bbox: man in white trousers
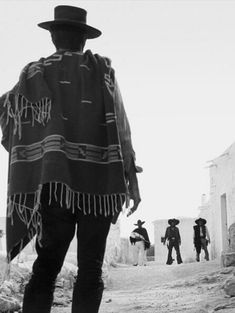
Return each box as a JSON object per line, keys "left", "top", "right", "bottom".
{"left": 130, "top": 220, "right": 150, "bottom": 266}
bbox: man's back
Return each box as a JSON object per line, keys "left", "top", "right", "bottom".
{"left": 0, "top": 6, "right": 141, "bottom": 313}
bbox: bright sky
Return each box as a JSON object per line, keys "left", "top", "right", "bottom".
{"left": 1, "top": 0, "right": 235, "bottom": 241}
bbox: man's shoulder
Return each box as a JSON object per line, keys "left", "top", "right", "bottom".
{"left": 22, "top": 51, "right": 112, "bottom": 65}
{"left": 91, "top": 51, "right": 111, "bottom": 62}
{"left": 20, "top": 56, "right": 46, "bottom": 73}
{"left": 87, "top": 50, "right": 113, "bottom": 69}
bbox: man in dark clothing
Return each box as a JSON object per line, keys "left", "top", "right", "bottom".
{"left": 163, "top": 218, "right": 183, "bottom": 265}
{"left": 130, "top": 220, "right": 150, "bottom": 266}
{"left": 0, "top": 6, "right": 142, "bottom": 313}
{"left": 193, "top": 218, "right": 210, "bottom": 262}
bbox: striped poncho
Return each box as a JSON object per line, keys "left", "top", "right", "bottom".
{"left": 0, "top": 50, "right": 127, "bottom": 261}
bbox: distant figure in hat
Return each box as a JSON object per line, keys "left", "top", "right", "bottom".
{"left": 130, "top": 220, "right": 150, "bottom": 266}
{"left": 0, "top": 5, "right": 142, "bottom": 313}
{"left": 163, "top": 219, "right": 183, "bottom": 265}
{"left": 193, "top": 218, "right": 210, "bottom": 262}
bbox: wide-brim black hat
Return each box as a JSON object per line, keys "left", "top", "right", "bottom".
{"left": 38, "top": 5, "right": 102, "bottom": 39}
{"left": 134, "top": 219, "right": 145, "bottom": 226}
{"left": 195, "top": 218, "right": 207, "bottom": 225}
{"left": 168, "top": 218, "right": 180, "bottom": 225}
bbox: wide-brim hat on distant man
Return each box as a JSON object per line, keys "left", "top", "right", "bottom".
{"left": 168, "top": 218, "right": 180, "bottom": 226}
{"left": 134, "top": 220, "right": 145, "bottom": 226}
{"left": 38, "top": 5, "right": 102, "bottom": 39}
{"left": 195, "top": 218, "right": 207, "bottom": 225}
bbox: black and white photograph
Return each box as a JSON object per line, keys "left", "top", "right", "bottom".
{"left": 1, "top": 0, "right": 235, "bottom": 312}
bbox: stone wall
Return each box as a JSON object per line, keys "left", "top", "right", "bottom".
{"left": 228, "top": 223, "right": 235, "bottom": 251}
{"left": 104, "top": 220, "right": 121, "bottom": 266}
{"left": 118, "top": 237, "right": 135, "bottom": 264}
{"left": 221, "top": 222, "right": 235, "bottom": 267}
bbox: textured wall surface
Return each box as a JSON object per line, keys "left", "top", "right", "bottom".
{"left": 209, "top": 143, "right": 235, "bottom": 259}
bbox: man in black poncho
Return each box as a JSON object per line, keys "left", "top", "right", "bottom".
{"left": 130, "top": 219, "right": 150, "bottom": 266}
{"left": 193, "top": 218, "right": 210, "bottom": 262}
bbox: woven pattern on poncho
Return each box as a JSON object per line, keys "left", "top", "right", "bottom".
{"left": 0, "top": 50, "right": 127, "bottom": 261}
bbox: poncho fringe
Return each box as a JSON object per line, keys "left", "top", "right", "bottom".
{"left": 7, "top": 182, "right": 127, "bottom": 261}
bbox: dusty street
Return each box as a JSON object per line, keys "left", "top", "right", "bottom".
{"left": 52, "top": 260, "right": 235, "bottom": 313}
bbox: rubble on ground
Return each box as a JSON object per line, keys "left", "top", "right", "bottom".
{"left": 57, "top": 261, "right": 77, "bottom": 290}
{"left": 221, "top": 223, "right": 235, "bottom": 268}
{"left": 223, "top": 276, "right": 235, "bottom": 297}
{"left": 220, "top": 266, "right": 235, "bottom": 297}
{"left": 0, "top": 256, "right": 26, "bottom": 312}
{"left": 221, "top": 251, "right": 235, "bottom": 267}
{"left": 0, "top": 294, "right": 21, "bottom": 313}
{"left": 0, "top": 246, "right": 116, "bottom": 312}
{"left": 0, "top": 255, "right": 78, "bottom": 312}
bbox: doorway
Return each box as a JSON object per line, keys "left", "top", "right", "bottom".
{"left": 220, "top": 193, "right": 229, "bottom": 251}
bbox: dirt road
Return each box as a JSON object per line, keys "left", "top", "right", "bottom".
{"left": 52, "top": 260, "right": 235, "bottom": 313}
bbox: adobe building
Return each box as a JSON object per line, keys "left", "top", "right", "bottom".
{"left": 208, "top": 142, "right": 235, "bottom": 261}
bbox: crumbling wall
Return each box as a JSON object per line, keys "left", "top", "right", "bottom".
{"left": 221, "top": 223, "right": 235, "bottom": 267}
{"left": 102, "top": 221, "right": 121, "bottom": 287}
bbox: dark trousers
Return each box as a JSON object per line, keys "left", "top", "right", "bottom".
{"left": 166, "top": 239, "right": 183, "bottom": 265}
{"left": 195, "top": 238, "right": 209, "bottom": 261}
{"left": 22, "top": 189, "right": 112, "bottom": 313}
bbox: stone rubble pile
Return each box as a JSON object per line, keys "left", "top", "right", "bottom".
{"left": 0, "top": 246, "right": 116, "bottom": 312}
{"left": 223, "top": 268, "right": 235, "bottom": 297}
{"left": 0, "top": 256, "right": 79, "bottom": 312}
{"left": 0, "top": 261, "right": 26, "bottom": 312}
{"left": 221, "top": 223, "right": 235, "bottom": 267}
{"left": 0, "top": 280, "right": 21, "bottom": 313}
{"left": 0, "top": 294, "right": 21, "bottom": 313}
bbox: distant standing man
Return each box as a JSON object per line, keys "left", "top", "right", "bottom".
{"left": 193, "top": 218, "right": 210, "bottom": 262}
{"left": 130, "top": 220, "right": 150, "bottom": 266}
{"left": 163, "top": 218, "right": 183, "bottom": 265}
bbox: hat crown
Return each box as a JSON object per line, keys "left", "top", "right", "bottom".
{"left": 38, "top": 5, "right": 101, "bottom": 39}
{"left": 54, "top": 5, "right": 87, "bottom": 24}
{"left": 134, "top": 219, "right": 145, "bottom": 226}
{"left": 168, "top": 218, "right": 180, "bottom": 225}
{"left": 195, "top": 218, "right": 207, "bottom": 225}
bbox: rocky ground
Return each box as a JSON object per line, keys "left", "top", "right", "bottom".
{"left": 98, "top": 260, "right": 235, "bottom": 313}
{"left": 51, "top": 260, "right": 235, "bottom": 313}
{"left": 1, "top": 257, "right": 235, "bottom": 312}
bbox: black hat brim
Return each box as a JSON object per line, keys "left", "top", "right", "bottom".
{"left": 134, "top": 221, "right": 145, "bottom": 226}
{"left": 38, "top": 20, "right": 102, "bottom": 39}
{"left": 168, "top": 219, "right": 180, "bottom": 225}
{"left": 195, "top": 218, "right": 207, "bottom": 225}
